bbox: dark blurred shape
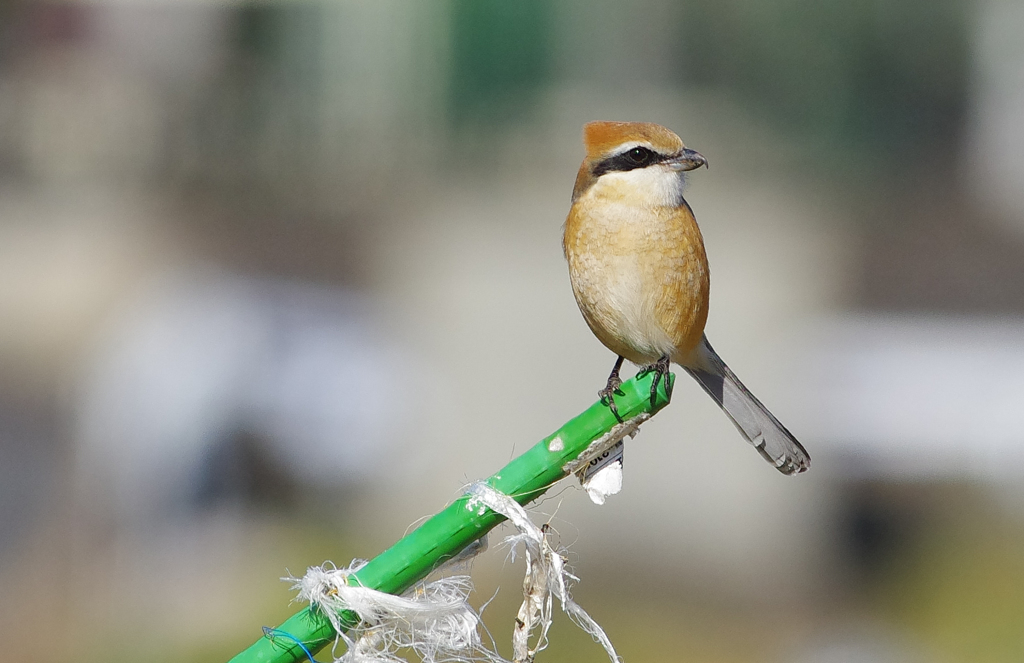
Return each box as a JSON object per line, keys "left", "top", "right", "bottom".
{"left": 857, "top": 188, "right": 1024, "bottom": 313}
{"left": 182, "top": 207, "right": 373, "bottom": 288}
{"left": 679, "top": 0, "right": 970, "bottom": 161}
{"left": 21, "top": 3, "right": 91, "bottom": 46}
{"left": 169, "top": 2, "right": 442, "bottom": 220}
{"left": 0, "top": 392, "right": 59, "bottom": 562}
{"left": 193, "top": 427, "right": 298, "bottom": 512}
{"left": 839, "top": 481, "right": 924, "bottom": 584}
{"left": 449, "top": 0, "right": 552, "bottom": 126}
{"left": 231, "top": 3, "right": 323, "bottom": 91}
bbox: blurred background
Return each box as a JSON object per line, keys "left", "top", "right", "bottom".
{"left": 2, "top": 1, "right": 1024, "bottom": 661}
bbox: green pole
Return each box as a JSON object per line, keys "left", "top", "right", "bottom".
{"left": 230, "top": 371, "right": 674, "bottom": 663}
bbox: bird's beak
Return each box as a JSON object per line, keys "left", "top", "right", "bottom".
{"left": 667, "top": 148, "right": 708, "bottom": 172}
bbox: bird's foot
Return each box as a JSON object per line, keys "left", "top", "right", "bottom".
{"left": 599, "top": 356, "right": 626, "bottom": 423}
{"left": 598, "top": 377, "right": 625, "bottom": 424}
{"left": 638, "top": 355, "right": 671, "bottom": 408}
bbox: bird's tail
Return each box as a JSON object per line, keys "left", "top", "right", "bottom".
{"left": 682, "top": 336, "right": 810, "bottom": 475}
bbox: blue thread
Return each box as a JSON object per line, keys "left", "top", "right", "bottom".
{"left": 263, "top": 626, "right": 318, "bottom": 663}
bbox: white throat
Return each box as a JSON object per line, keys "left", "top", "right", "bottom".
{"left": 589, "top": 165, "right": 684, "bottom": 207}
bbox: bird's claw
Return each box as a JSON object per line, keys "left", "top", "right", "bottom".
{"left": 599, "top": 356, "right": 627, "bottom": 423}
{"left": 598, "top": 379, "right": 625, "bottom": 424}
{"left": 638, "top": 355, "right": 671, "bottom": 408}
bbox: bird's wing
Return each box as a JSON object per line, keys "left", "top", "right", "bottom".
{"left": 683, "top": 336, "right": 810, "bottom": 475}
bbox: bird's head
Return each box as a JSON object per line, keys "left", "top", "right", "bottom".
{"left": 572, "top": 121, "right": 707, "bottom": 205}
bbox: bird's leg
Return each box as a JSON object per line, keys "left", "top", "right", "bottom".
{"left": 638, "top": 354, "right": 671, "bottom": 408}
{"left": 598, "top": 355, "right": 626, "bottom": 423}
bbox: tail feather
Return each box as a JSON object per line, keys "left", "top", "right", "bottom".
{"left": 683, "top": 336, "right": 810, "bottom": 475}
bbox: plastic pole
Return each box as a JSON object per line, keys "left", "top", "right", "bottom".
{"left": 229, "top": 371, "right": 674, "bottom": 663}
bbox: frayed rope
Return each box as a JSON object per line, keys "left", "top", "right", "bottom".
{"left": 285, "top": 560, "right": 501, "bottom": 663}
{"left": 286, "top": 484, "right": 619, "bottom": 663}
{"left": 465, "top": 482, "right": 620, "bottom": 663}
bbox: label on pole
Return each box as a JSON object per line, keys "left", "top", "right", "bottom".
{"left": 580, "top": 440, "right": 624, "bottom": 505}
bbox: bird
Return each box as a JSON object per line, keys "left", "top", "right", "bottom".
{"left": 563, "top": 121, "right": 810, "bottom": 475}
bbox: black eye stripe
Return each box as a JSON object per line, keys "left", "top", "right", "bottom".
{"left": 592, "top": 146, "right": 666, "bottom": 176}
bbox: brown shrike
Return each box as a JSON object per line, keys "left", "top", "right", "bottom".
{"left": 563, "top": 121, "right": 809, "bottom": 475}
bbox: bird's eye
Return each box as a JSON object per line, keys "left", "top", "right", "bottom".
{"left": 592, "top": 145, "right": 661, "bottom": 177}
{"left": 625, "top": 147, "right": 653, "bottom": 165}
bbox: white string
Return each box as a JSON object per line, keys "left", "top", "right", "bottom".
{"left": 286, "top": 560, "right": 505, "bottom": 663}
{"left": 465, "top": 482, "right": 620, "bottom": 663}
